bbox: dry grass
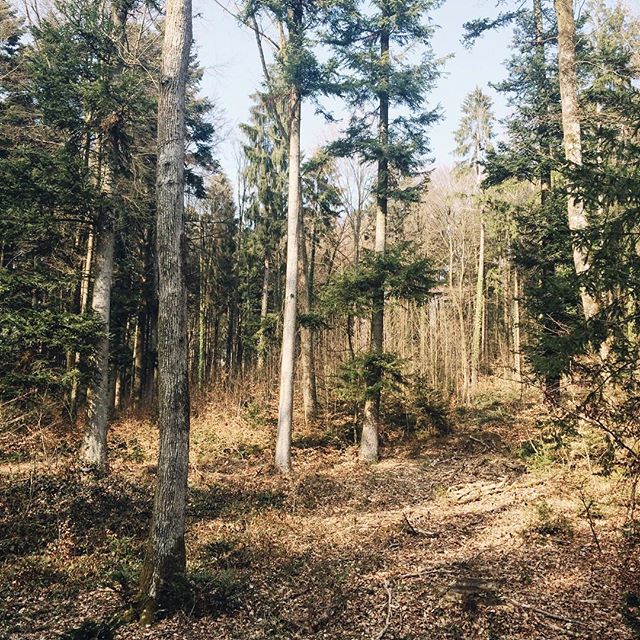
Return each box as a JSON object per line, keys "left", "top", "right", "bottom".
{"left": 1, "top": 389, "right": 639, "bottom": 639}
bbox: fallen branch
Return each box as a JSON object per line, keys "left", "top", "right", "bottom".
{"left": 506, "top": 598, "right": 592, "bottom": 629}
{"left": 375, "top": 579, "right": 392, "bottom": 640}
{"left": 469, "top": 435, "right": 491, "bottom": 451}
{"left": 537, "top": 620, "right": 584, "bottom": 638}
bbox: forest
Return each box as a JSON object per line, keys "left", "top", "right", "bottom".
{"left": 0, "top": 0, "right": 639, "bottom": 637}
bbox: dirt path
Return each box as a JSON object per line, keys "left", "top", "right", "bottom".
{"left": 1, "top": 401, "right": 638, "bottom": 639}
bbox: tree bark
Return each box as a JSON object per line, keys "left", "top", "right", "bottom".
{"left": 512, "top": 268, "right": 522, "bottom": 385}
{"left": 81, "top": 213, "right": 115, "bottom": 469}
{"left": 70, "top": 227, "right": 95, "bottom": 417}
{"left": 554, "top": 0, "right": 599, "bottom": 320}
{"left": 256, "top": 253, "right": 270, "bottom": 372}
{"left": 80, "top": 229, "right": 94, "bottom": 315}
{"left": 138, "top": 0, "right": 192, "bottom": 621}
{"left": 81, "top": 0, "right": 131, "bottom": 468}
{"left": 300, "top": 218, "right": 318, "bottom": 422}
{"left": 132, "top": 309, "right": 144, "bottom": 404}
{"left": 275, "top": 89, "right": 301, "bottom": 473}
{"left": 141, "top": 240, "right": 158, "bottom": 404}
{"left": 360, "top": 23, "right": 389, "bottom": 463}
{"left": 470, "top": 216, "right": 484, "bottom": 389}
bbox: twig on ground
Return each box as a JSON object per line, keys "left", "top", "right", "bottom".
{"left": 537, "top": 619, "right": 585, "bottom": 638}
{"left": 375, "top": 579, "right": 392, "bottom": 640}
{"left": 469, "top": 435, "right": 491, "bottom": 451}
{"left": 506, "top": 598, "right": 593, "bottom": 629}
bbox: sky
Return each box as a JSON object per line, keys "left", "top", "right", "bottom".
{"left": 191, "top": 0, "right": 516, "bottom": 184}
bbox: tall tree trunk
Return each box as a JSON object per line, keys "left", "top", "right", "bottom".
{"left": 360, "top": 23, "right": 389, "bottom": 463}
{"left": 455, "top": 258, "right": 470, "bottom": 403}
{"left": 79, "top": 229, "right": 94, "bottom": 315}
{"left": 197, "top": 250, "right": 206, "bottom": 387}
{"left": 470, "top": 217, "right": 484, "bottom": 389}
{"left": 533, "top": 0, "right": 560, "bottom": 400}
{"left": 512, "top": 268, "right": 522, "bottom": 385}
{"left": 70, "top": 227, "right": 95, "bottom": 418}
{"left": 141, "top": 245, "right": 158, "bottom": 403}
{"left": 275, "top": 89, "right": 301, "bottom": 473}
{"left": 138, "top": 0, "right": 192, "bottom": 621}
{"left": 300, "top": 219, "right": 318, "bottom": 422}
{"left": 132, "top": 309, "right": 144, "bottom": 404}
{"left": 81, "top": 212, "right": 115, "bottom": 469}
{"left": 70, "top": 131, "right": 99, "bottom": 417}
{"left": 554, "top": 0, "right": 599, "bottom": 320}
{"left": 81, "top": 0, "right": 131, "bottom": 468}
{"left": 256, "top": 253, "right": 270, "bottom": 373}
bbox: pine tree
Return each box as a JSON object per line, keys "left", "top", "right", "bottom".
{"left": 454, "top": 87, "right": 494, "bottom": 175}
{"left": 475, "top": 1, "right": 580, "bottom": 398}
{"left": 453, "top": 87, "right": 495, "bottom": 392}
{"left": 326, "top": 0, "right": 440, "bottom": 462}
{"left": 239, "top": 93, "right": 288, "bottom": 373}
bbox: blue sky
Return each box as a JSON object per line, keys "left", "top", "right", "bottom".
{"left": 191, "top": 0, "right": 516, "bottom": 182}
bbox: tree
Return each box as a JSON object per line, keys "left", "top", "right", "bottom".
{"left": 0, "top": 0, "right": 133, "bottom": 427}
{"left": 276, "top": 49, "right": 301, "bottom": 473}
{"left": 247, "top": 0, "right": 325, "bottom": 472}
{"left": 80, "top": 0, "right": 130, "bottom": 469}
{"left": 186, "top": 172, "right": 237, "bottom": 387}
{"left": 138, "top": 0, "right": 192, "bottom": 620}
{"left": 454, "top": 87, "right": 494, "bottom": 176}
{"left": 453, "top": 87, "right": 495, "bottom": 391}
{"left": 554, "top": 0, "right": 599, "bottom": 320}
{"left": 561, "top": 0, "right": 640, "bottom": 456}
{"left": 474, "top": 0, "right": 580, "bottom": 399}
{"left": 300, "top": 151, "right": 342, "bottom": 421}
{"left": 327, "top": 0, "right": 440, "bottom": 461}
{"left": 239, "top": 93, "right": 288, "bottom": 374}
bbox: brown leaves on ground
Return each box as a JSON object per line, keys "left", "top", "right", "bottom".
{"left": 1, "top": 391, "right": 639, "bottom": 639}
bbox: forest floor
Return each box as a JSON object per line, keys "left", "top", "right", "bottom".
{"left": 1, "top": 386, "right": 639, "bottom": 639}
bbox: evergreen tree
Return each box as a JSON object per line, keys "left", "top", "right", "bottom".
{"left": 454, "top": 87, "right": 494, "bottom": 176}
{"left": 0, "top": 0, "right": 105, "bottom": 413}
{"left": 555, "top": 0, "right": 600, "bottom": 321}
{"left": 476, "top": 1, "right": 581, "bottom": 398}
{"left": 453, "top": 87, "right": 495, "bottom": 392}
{"left": 566, "top": 1, "right": 640, "bottom": 455}
{"left": 326, "top": 0, "right": 441, "bottom": 461}
{"left": 239, "top": 93, "right": 288, "bottom": 372}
